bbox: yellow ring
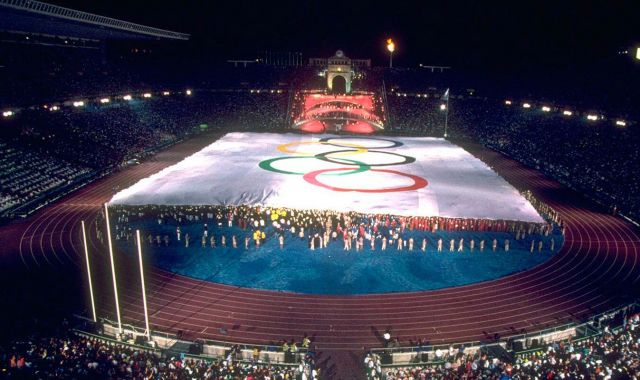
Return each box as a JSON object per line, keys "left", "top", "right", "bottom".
{"left": 277, "top": 141, "right": 368, "bottom": 156}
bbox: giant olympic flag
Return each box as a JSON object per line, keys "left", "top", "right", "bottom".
{"left": 109, "top": 133, "right": 544, "bottom": 222}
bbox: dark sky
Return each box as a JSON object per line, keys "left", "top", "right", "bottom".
{"left": 46, "top": 0, "right": 639, "bottom": 69}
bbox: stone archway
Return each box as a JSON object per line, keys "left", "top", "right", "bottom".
{"left": 331, "top": 75, "right": 347, "bottom": 94}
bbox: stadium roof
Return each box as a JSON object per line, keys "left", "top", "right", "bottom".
{"left": 0, "top": 0, "right": 189, "bottom": 41}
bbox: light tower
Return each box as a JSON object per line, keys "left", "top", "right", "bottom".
{"left": 386, "top": 38, "right": 395, "bottom": 68}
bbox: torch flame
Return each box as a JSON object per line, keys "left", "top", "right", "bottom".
{"left": 386, "top": 38, "right": 395, "bottom": 53}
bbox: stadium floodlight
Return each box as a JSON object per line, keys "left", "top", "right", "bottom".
{"left": 563, "top": 110, "right": 573, "bottom": 116}
{"left": 587, "top": 114, "right": 598, "bottom": 121}
{"left": 186, "top": 89, "right": 193, "bottom": 96}
{"left": 505, "top": 100, "right": 512, "bottom": 105}
{"left": 123, "top": 95, "right": 132, "bottom": 101}
{"left": 162, "top": 91, "right": 170, "bottom": 96}
{"left": 100, "top": 98, "right": 110, "bottom": 104}
{"left": 440, "top": 104, "right": 447, "bottom": 111}
{"left": 541, "top": 106, "right": 551, "bottom": 112}
{"left": 2, "top": 110, "right": 14, "bottom": 117}
{"left": 522, "top": 103, "right": 531, "bottom": 109}
{"left": 615, "top": 120, "right": 626, "bottom": 126}
{"left": 73, "top": 101, "right": 84, "bottom": 107}
{"left": 143, "top": 93, "right": 152, "bottom": 98}
{"left": 386, "top": 38, "right": 395, "bottom": 68}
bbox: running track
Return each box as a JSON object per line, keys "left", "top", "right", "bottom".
{"left": 3, "top": 132, "right": 640, "bottom": 353}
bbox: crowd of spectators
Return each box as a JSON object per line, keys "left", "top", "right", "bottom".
{"left": 387, "top": 94, "right": 446, "bottom": 136}
{"left": 1, "top": 330, "right": 320, "bottom": 379}
{"left": 365, "top": 313, "right": 639, "bottom": 380}
{"left": 0, "top": 91, "right": 287, "bottom": 218}
{"left": 0, "top": 141, "right": 92, "bottom": 214}
{"left": 387, "top": 94, "right": 640, "bottom": 221}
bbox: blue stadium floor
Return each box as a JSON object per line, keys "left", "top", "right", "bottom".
{"left": 115, "top": 222, "right": 561, "bottom": 295}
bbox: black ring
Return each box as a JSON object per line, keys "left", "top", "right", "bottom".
{"left": 315, "top": 149, "right": 416, "bottom": 167}
{"left": 318, "top": 136, "right": 403, "bottom": 149}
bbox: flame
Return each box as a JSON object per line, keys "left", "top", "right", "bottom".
{"left": 386, "top": 38, "right": 395, "bottom": 53}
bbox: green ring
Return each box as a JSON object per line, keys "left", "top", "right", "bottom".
{"left": 259, "top": 156, "right": 371, "bottom": 176}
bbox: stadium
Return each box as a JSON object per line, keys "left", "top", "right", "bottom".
{"left": 1, "top": 1, "right": 640, "bottom": 379}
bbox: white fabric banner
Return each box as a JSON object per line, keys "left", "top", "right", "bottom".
{"left": 109, "top": 132, "right": 543, "bottom": 222}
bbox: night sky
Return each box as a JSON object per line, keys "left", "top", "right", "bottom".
{"left": 45, "top": 0, "right": 639, "bottom": 70}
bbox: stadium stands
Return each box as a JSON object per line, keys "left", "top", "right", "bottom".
{"left": 0, "top": 91, "right": 287, "bottom": 217}
{"left": 0, "top": 141, "right": 92, "bottom": 214}
{"left": 365, "top": 311, "right": 639, "bottom": 380}
{"left": 1, "top": 328, "right": 319, "bottom": 379}
{"left": 386, "top": 94, "right": 640, "bottom": 222}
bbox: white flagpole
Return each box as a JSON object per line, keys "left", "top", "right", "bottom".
{"left": 104, "top": 203, "right": 122, "bottom": 334}
{"left": 444, "top": 88, "right": 450, "bottom": 138}
{"left": 81, "top": 220, "right": 97, "bottom": 323}
{"left": 136, "top": 230, "right": 151, "bottom": 341}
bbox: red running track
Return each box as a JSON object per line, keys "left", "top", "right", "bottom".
{"left": 3, "top": 132, "right": 640, "bottom": 352}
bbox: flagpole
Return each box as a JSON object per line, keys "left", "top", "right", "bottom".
{"left": 81, "top": 220, "right": 97, "bottom": 323}
{"left": 136, "top": 230, "right": 151, "bottom": 341}
{"left": 104, "top": 203, "right": 122, "bottom": 334}
{"left": 444, "top": 88, "right": 450, "bottom": 138}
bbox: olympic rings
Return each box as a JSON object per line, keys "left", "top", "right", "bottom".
{"left": 315, "top": 149, "right": 416, "bottom": 167}
{"left": 258, "top": 156, "right": 371, "bottom": 176}
{"left": 260, "top": 137, "right": 428, "bottom": 193}
{"left": 303, "top": 168, "right": 428, "bottom": 193}
{"left": 277, "top": 141, "right": 367, "bottom": 156}
{"left": 318, "top": 136, "right": 404, "bottom": 149}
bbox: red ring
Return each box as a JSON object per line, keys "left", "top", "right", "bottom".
{"left": 302, "top": 168, "right": 428, "bottom": 193}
